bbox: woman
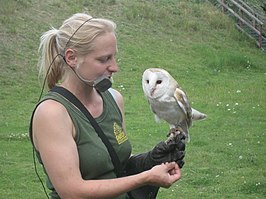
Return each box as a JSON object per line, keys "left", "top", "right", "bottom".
{"left": 30, "top": 13, "right": 185, "bottom": 199}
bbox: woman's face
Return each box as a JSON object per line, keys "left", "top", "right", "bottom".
{"left": 76, "top": 32, "right": 118, "bottom": 82}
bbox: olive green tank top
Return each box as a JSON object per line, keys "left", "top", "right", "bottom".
{"left": 31, "top": 88, "right": 132, "bottom": 199}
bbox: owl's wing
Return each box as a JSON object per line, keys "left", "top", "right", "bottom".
{"left": 174, "top": 87, "right": 192, "bottom": 129}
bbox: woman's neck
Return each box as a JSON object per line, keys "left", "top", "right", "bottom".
{"left": 60, "top": 81, "right": 104, "bottom": 118}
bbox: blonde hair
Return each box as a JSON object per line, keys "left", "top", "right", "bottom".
{"left": 37, "top": 13, "right": 117, "bottom": 89}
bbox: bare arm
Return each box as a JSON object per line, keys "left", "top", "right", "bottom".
{"left": 108, "top": 88, "right": 126, "bottom": 131}
{"left": 32, "top": 99, "right": 181, "bottom": 199}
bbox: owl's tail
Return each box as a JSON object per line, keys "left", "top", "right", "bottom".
{"left": 191, "top": 108, "right": 207, "bottom": 121}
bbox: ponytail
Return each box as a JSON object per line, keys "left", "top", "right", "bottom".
{"left": 38, "top": 28, "right": 64, "bottom": 89}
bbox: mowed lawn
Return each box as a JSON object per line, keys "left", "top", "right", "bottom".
{"left": 0, "top": 0, "right": 265, "bottom": 198}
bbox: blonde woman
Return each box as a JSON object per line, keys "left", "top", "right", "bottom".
{"left": 29, "top": 13, "right": 185, "bottom": 199}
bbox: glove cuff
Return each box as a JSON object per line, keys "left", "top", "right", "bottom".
{"left": 124, "top": 152, "right": 152, "bottom": 175}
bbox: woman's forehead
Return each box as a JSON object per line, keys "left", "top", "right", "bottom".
{"left": 91, "top": 33, "right": 117, "bottom": 54}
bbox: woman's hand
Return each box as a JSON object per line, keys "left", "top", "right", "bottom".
{"left": 146, "top": 162, "right": 181, "bottom": 188}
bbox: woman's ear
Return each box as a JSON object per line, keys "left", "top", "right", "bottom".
{"left": 64, "top": 49, "right": 77, "bottom": 67}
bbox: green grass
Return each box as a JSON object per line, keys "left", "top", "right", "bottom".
{"left": 1, "top": 0, "right": 265, "bottom": 198}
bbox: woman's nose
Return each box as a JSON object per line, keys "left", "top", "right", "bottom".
{"left": 109, "top": 57, "right": 119, "bottom": 72}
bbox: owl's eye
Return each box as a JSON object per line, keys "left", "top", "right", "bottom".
{"left": 156, "top": 80, "right": 162, "bottom": 84}
{"left": 146, "top": 80, "right": 149, "bottom": 84}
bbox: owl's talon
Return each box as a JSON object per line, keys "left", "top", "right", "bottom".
{"left": 165, "top": 127, "right": 185, "bottom": 145}
{"left": 166, "top": 128, "right": 177, "bottom": 144}
{"left": 167, "top": 128, "right": 176, "bottom": 137}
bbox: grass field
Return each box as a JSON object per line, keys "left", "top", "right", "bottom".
{"left": 1, "top": 0, "right": 265, "bottom": 198}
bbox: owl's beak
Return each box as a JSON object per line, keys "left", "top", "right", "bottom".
{"left": 150, "top": 87, "right": 156, "bottom": 96}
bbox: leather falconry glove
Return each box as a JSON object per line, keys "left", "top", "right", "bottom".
{"left": 125, "top": 127, "right": 186, "bottom": 176}
{"left": 125, "top": 128, "right": 186, "bottom": 199}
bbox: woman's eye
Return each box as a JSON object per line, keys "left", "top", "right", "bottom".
{"left": 99, "top": 56, "right": 111, "bottom": 63}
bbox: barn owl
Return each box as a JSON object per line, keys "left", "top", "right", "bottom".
{"left": 142, "top": 68, "right": 207, "bottom": 141}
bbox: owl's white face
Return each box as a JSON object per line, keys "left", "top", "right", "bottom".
{"left": 142, "top": 68, "right": 174, "bottom": 99}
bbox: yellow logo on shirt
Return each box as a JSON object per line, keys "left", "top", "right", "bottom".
{"left": 113, "top": 122, "right": 128, "bottom": 144}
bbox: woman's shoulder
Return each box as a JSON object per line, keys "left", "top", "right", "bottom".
{"left": 108, "top": 88, "right": 123, "bottom": 101}
{"left": 34, "top": 99, "right": 67, "bottom": 119}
